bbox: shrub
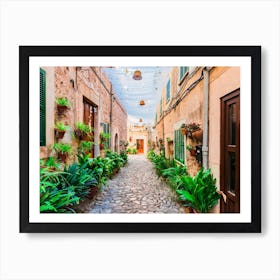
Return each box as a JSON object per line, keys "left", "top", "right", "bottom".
{"left": 52, "top": 143, "right": 72, "bottom": 154}
{"left": 176, "top": 168, "right": 221, "bottom": 213}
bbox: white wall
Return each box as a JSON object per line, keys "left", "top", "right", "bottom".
{"left": 0, "top": 1, "right": 279, "bottom": 280}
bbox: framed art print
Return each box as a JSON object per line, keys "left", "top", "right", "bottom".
{"left": 19, "top": 46, "right": 261, "bottom": 233}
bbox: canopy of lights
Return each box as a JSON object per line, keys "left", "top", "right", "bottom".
{"left": 102, "top": 67, "right": 172, "bottom": 124}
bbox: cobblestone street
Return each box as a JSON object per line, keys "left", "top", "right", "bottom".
{"left": 87, "top": 155, "right": 185, "bottom": 214}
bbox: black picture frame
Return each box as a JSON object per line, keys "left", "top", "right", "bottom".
{"left": 20, "top": 46, "right": 261, "bottom": 233}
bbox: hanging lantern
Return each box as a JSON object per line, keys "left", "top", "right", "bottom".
{"left": 133, "top": 70, "right": 142, "bottom": 80}
{"left": 139, "top": 100, "right": 145, "bottom": 106}
{"left": 139, "top": 118, "right": 143, "bottom": 122}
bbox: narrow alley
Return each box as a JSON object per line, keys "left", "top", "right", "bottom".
{"left": 87, "top": 155, "right": 185, "bottom": 214}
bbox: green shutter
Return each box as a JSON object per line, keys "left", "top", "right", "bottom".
{"left": 40, "top": 68, "right": 46, "bottom": 146}
{"left": 174, "top": 129, "right": 185, "bottom": 163}
{"left": 166, "top": 79, "right": 170, "bottom": 102}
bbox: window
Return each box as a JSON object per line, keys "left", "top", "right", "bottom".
{"left": 166, "top": 79, "right": 171, "bottom": 103}
{"left": 40, "top": 68, "right": 46, "bottom": 146}
{"left": 174, "top": 129, "right": 185, "bottom": 163}
{"left": 160, "top": 99, "right": 162, "bottom": 116}
{"left": 101, "top": 122, "right": 110, "bottom": 149}
{"left": 179, "top": 66, "right": 189, "bottom": 80}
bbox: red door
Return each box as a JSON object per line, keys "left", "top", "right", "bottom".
{"left": 136, "top": 139, "right": 144, "bottom": 154}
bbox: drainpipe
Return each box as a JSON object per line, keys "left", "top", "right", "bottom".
{"left": 109, "top": 84, "right": 113, "bottom": 150}
{"left": 202, "top": 67, "right": 210, "bottom": 169}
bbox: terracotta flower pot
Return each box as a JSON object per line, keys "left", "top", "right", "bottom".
{"left": 190, "top": 149, "right": 196, "bottom": 156}
{"left": 192, "top": 129, "right": 203, "bottom": 141}
{"left": 55, "top": 129, "right": 65, "bottom": 139}
{"left": 57, "top": 152, "right": 68, "bottom": 163}
{"left": 57, "top": 105, "right": 69, "bottom": 115}
{"left": 99, "top": 143, "right": 105, "bottom": 150}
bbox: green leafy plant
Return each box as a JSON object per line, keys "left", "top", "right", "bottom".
{"left": 75, "top": 122, "right": 91, "bottom": 134}
{"left": 40, "top": 156, "right": 61, "bottom": 170}
{"left": 55, "top": 97, "right": 71, "bottom": 108}
{"left": 40, "top": 168, "right": 79, "bottom": 213}
{"left": 55, "top": 122, "right": 70, "bottom": 131}
{"left": 79, "top": 141, "right": 94, "bottom": 154}
{"left": 166, "top": 137, "right": 173, "bottom": 143}
{"left": 99, "top": 132, "right": 110, "bottom": 143}
{"left": 52, "top": 143, "right": 72, "bottom": 154}
{"left": 162, "top": 165, "right": 187, "bottom": 189}
{"left": 176, "top": 168, "right": 221, "bottom": 213}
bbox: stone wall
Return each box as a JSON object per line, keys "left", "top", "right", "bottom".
{"left": 154, "top": 66, "right": 240, "bottom": 181}
{"left": 40, "top": 66, "right": 127, "bottom": 162}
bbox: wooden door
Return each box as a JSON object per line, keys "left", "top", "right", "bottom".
{"left": 83, "top": 97, "right": 96, "bottom": 157}
{"left": 136, "top": 139, "right": 144, "bottom": 154}
{"left": 220, "top": 90, "right": 240, "bottom": 213}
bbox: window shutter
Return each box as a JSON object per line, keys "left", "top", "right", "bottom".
{"left": 179, "top": 67, "right": 189, "bottom": 80}
{"left": 166, "top": 79, "right": 170, "bottom": 102}
{"left": 40, "top": 68, "right": 46, "bottom": 146}
{"left": 174, "top": 129, "right": 185, "bottom": 163}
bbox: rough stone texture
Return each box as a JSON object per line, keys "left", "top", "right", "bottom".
{"left": 40, "top": 66, "right": 127, "bottom": 162}
{"left": 86, "top": 155, "right": 185, "bottom": 214}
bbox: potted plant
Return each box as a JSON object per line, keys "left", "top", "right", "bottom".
{"left": 79, "top": 141, "right": 94, "bottom": 156}
{"left": 52, "top": 143, "right": 72, "bottom": 163}
{"left": 176, "top": 168, "right": 221, "bottom": 213}
{"left": 74, "top": 122, "right": 92, "bottom": 141}
{"left": 180, "top": 123, "right": 187, "bottom": 135}
{"left": 186, "top": 145, "right": 196, "bottom": 156}
{"left": 185, "top": 122, "right": 201, "bottom": 137}
{"left": 99, "top": 132, "right": 110, "bottom": 150}
{"left": 54, "top": 122, "right": 70, "bottom": 139}
{"left": 55, "top": 97, "right": 71, "bottom": 115}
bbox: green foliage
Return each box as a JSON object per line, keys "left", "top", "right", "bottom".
{"left": 120, "top": 150, "right": 128, "bottom": 164}
{"left": 40, "top": 156, "right": 61, "bottom": 170}
{"left": 55, "top": 97, "right": 71, "bottom": 108}
{"left": 150, "top": 153, "right": 176, "bottom": 177}
{"left": 79, "top": 141, "right": 94, "bottom": 154}
{"left": 99, "top": 132, "right": 110, "bottom": 143}
{"left": 55, "top": 122, "right": 70, "bottom": 131}
{"left": 40, "top": 168, "right": 79, "bottom": 213}
{"left": 52, "top": 143, "right": 72, "bottom": 154}
{"left": 63, "top": 162, "right": 98, "bottom": 198}
{"left": 161, "top": 165, "right": 187, "bottom": 190}
{"left": 40, "top": 149, "right": 127, "bottom": 213}
{"left": 75, "top": 122, "right": 91, "bottom": 134}
{"left": 147, "top": 149, "right": 156, "bottom": 160}
{"left": 176, "top": 168, "right": 221, "bottom": 213}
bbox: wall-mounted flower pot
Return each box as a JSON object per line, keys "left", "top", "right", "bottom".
{"left": 99, "top": 143, "right": 105, "bottom": 150}
{"left": 57, "top": 105, "right": 69, "bottom": 115}
{"left": 190, "top": 149, "right": 196, "bottom": 156}
{"left": 192, "top": 129, "right": 203, "bottom": 141}
{"left": 55, "top": 129, "right": 65, "bottom": 139}
{"left": 57, "top": 152, "right": 68, "bottom": 163}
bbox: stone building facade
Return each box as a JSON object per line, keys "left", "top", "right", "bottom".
{"left": 154, "top": 66, "right": 240, "bottom": 213}
{"left": 40, "top": 66, "right": 127, "bottom": 162}
{"left": 127, "top": 122, "right": 153, "bottom": 154}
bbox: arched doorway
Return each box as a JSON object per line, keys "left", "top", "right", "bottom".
{"left": 114, "top": 133, "right": 119, "bottom": 153}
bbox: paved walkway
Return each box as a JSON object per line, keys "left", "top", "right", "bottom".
{"left": 87, "top": 155, "right": 185, "bottom": 214}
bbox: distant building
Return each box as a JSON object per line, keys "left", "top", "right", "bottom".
{"left": 127, "top": 121, "right": 153, "bottom": 154}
